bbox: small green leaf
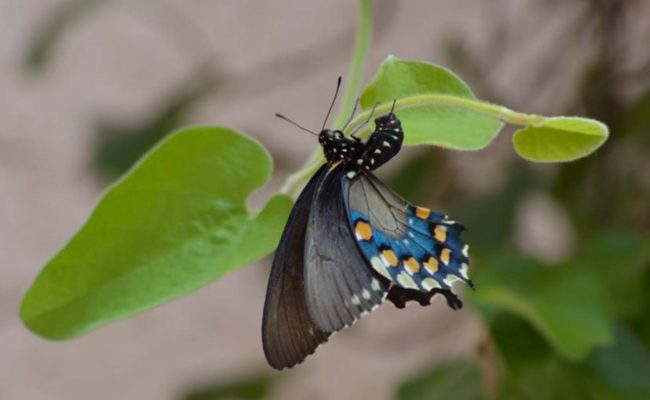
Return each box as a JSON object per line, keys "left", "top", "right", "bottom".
{"left": 20, "top": 126, "right": 292, "bottom": 339}
{"left": 396, "top": 361, "right": 484, "bottom": 400}
{"left": 471, "top": 256, "right": 613, "bottom": 360}
{"left": 513, "top": 117, "right": 608, "bottom": 162}
{"left": 360, "top": 56, "right": 503, "bottom": 150}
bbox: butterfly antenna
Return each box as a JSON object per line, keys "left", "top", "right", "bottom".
{"left": 390, "top": 98, "right": 397, "bottom": 113}
{"left": 321, "top": 76, "right": 342, "bottom": 131}
{"left": 341, "top": 98, "right": 359, "bottom": 132}
{"left": 275, "top": 113, "right": 318, "bottom": 136}
{"left": 350, "top": 101, "right": 379, "bottom": 138}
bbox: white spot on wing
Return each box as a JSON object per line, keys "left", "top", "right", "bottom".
{"left": 397, "top": 272, "right": 418, "bottom": 289}
{"left": 422, "top": 278, "right": 439, "bottom": 291}
{"left": 460, "top": 263, "right": 469, "bottom": 279}
{"left": 351, "top": 295, "right": 361, "bottom": 305}
{"left": 362, "top": 289, "right": 371, "bottom": 300}
{"left": 371, "top": 257, "right": 391, "bottom": 279}
{"left": 371, "top": 278, "right": 381, "bottom": 291}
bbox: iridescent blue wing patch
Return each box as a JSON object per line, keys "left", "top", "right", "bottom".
{"left": 342, "top": 172, "right": 472, "bottom": 308}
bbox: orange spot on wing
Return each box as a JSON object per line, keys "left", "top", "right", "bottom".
{"left": 355, "top": 220, "right": 373, "bottom": 241}
{"left": 440, "top": 248, "right": 451, "bottom": 265}
{"left": 434, "top": 225, "right": 447, "bottom": 242}
{"left": 415, "top": 207, "right": 431, "bottom": 219}
{"left": 404, "top": 257, "right": 420, "bottom": 274}
{"left": 424, "top": 257, "right": 439, "bottom": 273}
{"left": 381, "top": 249, "right": 399, "bottom": 267}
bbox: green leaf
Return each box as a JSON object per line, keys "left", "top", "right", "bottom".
{"left": 513, "top": 117, "right": 608, "bottom": 162}
{"left": 396, "top": 361, "right": 485, "bottom": 400}
{"left": 586, "top": 324, "right": 650, "bottom": 394}
{"left": 360, "top": 56, "right": 503, "bottom": 150}
{"left": 20, "top": 126, "right": 292, "bottom": 339}
{"left": 471, "top": 256, "right": 613, "bottom": 360}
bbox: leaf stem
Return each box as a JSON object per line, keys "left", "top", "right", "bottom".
{"left": 280, "top": 93, "right": 546, "bottom": 197}
{"left": 345, "top": 95, "right": 545, "bottom": 138}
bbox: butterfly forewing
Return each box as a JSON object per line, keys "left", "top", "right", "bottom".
{"left": 262, "top": 165, "right": 331, "bottom": 370}
{"left": 343, "top": 171, "right": 471, "bottom": 308}
{"left": 304, "top": 164, "right": 389, "bottom": 333}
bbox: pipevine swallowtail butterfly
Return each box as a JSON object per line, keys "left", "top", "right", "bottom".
{"left": 262, "top": 78, "right": 472, "bottom": 369}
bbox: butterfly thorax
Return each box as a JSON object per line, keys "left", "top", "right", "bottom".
{"left": 318, "top": 112, "right": 404, "bottom": 173}
{"left": 318, "top": 129, "right": 364, "bottom": 166}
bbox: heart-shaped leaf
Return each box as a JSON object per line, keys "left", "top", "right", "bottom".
{"left": 360, "top": 56, "right": 504, "bottom": 149}
{"left": 21, "top": 126, "right": 292, "bottom": 339}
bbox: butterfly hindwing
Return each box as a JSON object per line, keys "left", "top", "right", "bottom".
{"left": 262, "top": 165, "right": 331, "bottom": 370}
{"left": 343, "top": 172, "right": 471, "bottom": 308}
{"left": 304, "top": 163, "right": 389, "bottom": 333}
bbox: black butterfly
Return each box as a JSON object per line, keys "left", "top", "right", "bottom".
{"left": 263, "top": 79, "right": 472, "bottom": 370}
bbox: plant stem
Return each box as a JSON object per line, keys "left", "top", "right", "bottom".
{"left": 280, "top": 0, "right": 373, "bottom": 196}
{"left": 333, "top": 0, "right": 372, "bottom": 130}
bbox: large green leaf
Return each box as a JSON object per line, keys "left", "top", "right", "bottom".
{"left": 471, "top": 256, "right": 613, "bottom": 360}
{"left": 360, "top": 56, "right": 504, "bottom": 149}
{"left": 21, "top": 126, "right": 292, "bottom": 339}
{"left": 513, "top": 117, "right": 608, "bottom": 162}
{"left": 396, "top": 361, "right": 484, "bottom": 400}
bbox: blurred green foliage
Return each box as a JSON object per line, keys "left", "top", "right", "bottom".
{"left": 93, "top": 72, "right": 218, "bottom": 178}
{"left": 23, "top": 0, "right": 111, "bottom": 73}
{"left": 180, "top": 374, "right": 273, "bottom": 400}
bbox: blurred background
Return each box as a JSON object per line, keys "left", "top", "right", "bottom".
{"left": 1, "top": 0, "right": 649, "bottom": 399}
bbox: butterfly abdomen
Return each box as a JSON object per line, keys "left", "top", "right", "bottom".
{"left": 360, "top": 112, "right": 403, "bottom": 171}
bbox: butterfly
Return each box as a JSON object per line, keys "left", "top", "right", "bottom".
{"left": 262, "top": 78, "right": 472, "bottom": 370}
